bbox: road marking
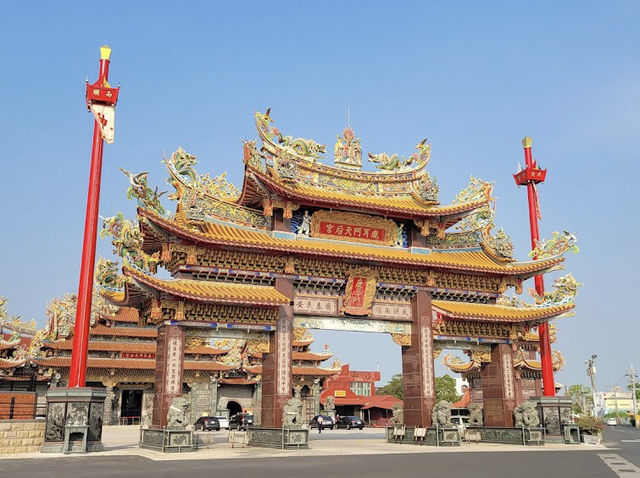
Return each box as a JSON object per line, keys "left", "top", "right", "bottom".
{"left": 622, "top": 440, "right": 640, "bottom": 443}
{"left": 598, "top": 454, "right": 640, "bottom": 477}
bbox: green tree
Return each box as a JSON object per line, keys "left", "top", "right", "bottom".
{"left": 376, "top": 374, "right": 403, "bottom": 399}
{"left": 435, "top": 374, "right": 461, "bottom": 403}
{"left": 567, "top": 384, "right": 592, "bottom": 415}
{"left": 376, "top": 374, "right": 462, "bottom": 403}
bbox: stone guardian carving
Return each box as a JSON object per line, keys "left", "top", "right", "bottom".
{"left": 391, "top": 403, "right": 404, "bottom": 425}
{"left": 166, "top": 397, "right": 190, "bottom": 429}
{"left": 431, "top": 401, "right": 453, "bottom": 427}
{"left": 282, "top": 397, "right": 303, "bottom": 427}
{"left": 468, "top": 403, "right": 483, "bottom": 426}
{"left": 514, "top": 400, "right": 541, "bottom": 427}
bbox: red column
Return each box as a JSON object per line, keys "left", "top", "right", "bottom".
{"left": 402, "top": 290, "right": 436, "bottom": 427}
{"left": 152, "top": 325, "right": 186, "bottom": 427}
{"left": 69, "top": 46, "right": 118, "bottom": 387}
{"left": 514, "top": 137, "right": 555, "bottom": 397}
{"left": 261, "top": 277, "right": 293, "bottom": 427}
{"left": 481, "top": 344, "right": 517, "bottom": 426}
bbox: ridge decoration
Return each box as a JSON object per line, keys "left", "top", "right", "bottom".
{"left": 368, "top": 138, "right": 431, "bottom": 172}
{"left": 256, "top": 109, "right": 326, "bottom": 161}
{"left": 100, "top": 213, "right": 160, "bottom": 272}
{"left": 120, "top": 168, "right": 166, "bottom": 216}
{"left": 529, "top": 230, "right": 579, "bottom": 259}
{"left": 334, "top": 126, "right": 362, "bottom": 170}
{"left": 529, "top": 273, "right": 582, "bottom": 309}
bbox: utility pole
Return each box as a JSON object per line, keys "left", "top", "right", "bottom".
{"left": 627, "top": 364, "right": 639, "bottom": 428}
{"left": 586, "top": 354, "right": 597, "bottom": 416}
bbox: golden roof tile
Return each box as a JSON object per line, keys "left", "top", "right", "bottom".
{"left": 140, "top": 209, "right": 563, "bottom": 277}
{"left": 431, "top": 300, "right": 574, "bottom": 323}
{"left": 123, "top": 266, "right": 289, "bottom": 306}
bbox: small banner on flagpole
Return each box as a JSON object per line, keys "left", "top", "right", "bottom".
{"left": 533, "top": 183, "right": 542, "bottom": 219}
{"left": 89, "top": 103, "right": 116, "bottom": 144}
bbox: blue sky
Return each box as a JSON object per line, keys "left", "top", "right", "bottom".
{"left": 1, "top": 1, "right": 638, "bottom": 392}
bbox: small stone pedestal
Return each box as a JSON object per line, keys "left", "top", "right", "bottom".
{"left": 534, "top": 396, "right": 573, "bottom": 444}
{"left": 247, "top": 427, "right": 309, "bottom": 449}
{"left": 139, "top": 428, "right": 194, "bottom": 453}
{"left": 41, "top": 387, "right": 107, "bottom": 453}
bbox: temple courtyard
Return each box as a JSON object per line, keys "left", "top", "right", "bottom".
{"left": 0, "top": 426, "right": 638, "bottom": 477}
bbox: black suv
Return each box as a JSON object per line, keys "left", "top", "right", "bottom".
{"left": 309, "top": 415, "right": 335, "bottom": 430}
{"left": 194, "top": 416, "right": 220, "bottom": 431}
{"left": 229, "top": 413, "right": 254, "bottom": 430}
{"left": 335, "top": 416, "right": 365, "bottom": 430}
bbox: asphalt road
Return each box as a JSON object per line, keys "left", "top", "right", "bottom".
{"left": 0, "top": 426, "right": 638, "bottom": 478}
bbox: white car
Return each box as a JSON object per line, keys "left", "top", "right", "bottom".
{"left": 606, "top": 417, "right": 617, "bottom": 426}
{"left": 216, "top": 416, "right": 230, "bottom": 429}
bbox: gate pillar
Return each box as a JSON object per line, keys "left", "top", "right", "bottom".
{"left": 261, "top": 277, "right": 293, "bottom": 427}
{"left": 481, "top": 343, "right": 516, "bottom": 427}
{"left": 151, "top": 324, "right": 185, "bottom": 428}
{"left": 402, "top": 290, "right": 436, "bottom": 427}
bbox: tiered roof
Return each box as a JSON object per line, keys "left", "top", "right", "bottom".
{"left": 97, "top": 109, "right": 579, "bottom": 358}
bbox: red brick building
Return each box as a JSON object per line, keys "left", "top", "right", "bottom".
{"left": 320, "top": 364, "right": 401, "bottom": 427}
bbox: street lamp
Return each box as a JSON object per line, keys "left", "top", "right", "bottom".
{"left": 585, "top": 354, "right": 597, "bottom": 416}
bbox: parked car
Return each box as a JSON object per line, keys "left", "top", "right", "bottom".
{"left": 606, "top": 417, "right": 617, "bottom": 426}
{"left": 229, "top": 413, "right": 254, "bottom": 430}
{"left": 309, "top": 415, "right": 335, "bottom": 430}
{"left": 215, "top": 416, "right": 230, "bottom": 429}
{"left": 194, "top": 416, "right": 220, "bottom": 431}
{"left": 335, "top": 416, "right": 365, "bottom": 430}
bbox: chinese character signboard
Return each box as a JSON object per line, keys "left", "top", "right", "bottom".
{"left": 341, "top": 267, "right": 377, "bottom": 316}
{"left": 310, "top": 210, "right": 398, "bottom": 246}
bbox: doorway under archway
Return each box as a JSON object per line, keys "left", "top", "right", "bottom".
{"left": 226, "top": 400, "right": 242, "bottom": 417}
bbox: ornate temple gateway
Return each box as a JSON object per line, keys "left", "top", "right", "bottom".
{"left": 97, "top": 109, "right": 579, "bottom": 428}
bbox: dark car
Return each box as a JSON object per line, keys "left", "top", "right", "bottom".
{"left": 194, "top": 416, "right": 220, "bottom": 431}
{"left": 309, "top": 415, "right": 335, "bottom": 430}
{"left": 229, "top": 413, "right": 254, "bottom": 430}
{"left": 335, "top": 416, "right": 365, "bottom": 430}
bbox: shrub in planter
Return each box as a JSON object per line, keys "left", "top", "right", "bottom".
{"left": 575, "top": 415, "right": 604, "bottom": 436}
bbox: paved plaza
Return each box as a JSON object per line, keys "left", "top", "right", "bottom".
{"left": 1, "top": 426, "right": 639, "bottom": 477}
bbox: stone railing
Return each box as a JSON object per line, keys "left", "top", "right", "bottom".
{"left": 0, "top": 419, "right": 46, "bottom": 454}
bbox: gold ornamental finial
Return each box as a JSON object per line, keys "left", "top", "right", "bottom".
{"left": 100, "top": 45, "right": 112, "bottom": 61}
{"left": 521, "top": 136, "right": 533, "bottom": 148}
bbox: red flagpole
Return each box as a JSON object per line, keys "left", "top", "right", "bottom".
{"left": 69, "top": 46, "right": 118, "bottom": 387}
{"left": 514, "top": 137, "right": 555, "bottom": 397}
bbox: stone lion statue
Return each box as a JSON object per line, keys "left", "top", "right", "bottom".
{"left": 514, "top": 400, "right": 540, "bottom": 427}
{"left": 282, "top": 397, "right": 303, "bottom": 427}
{"left": 468, "top": 403, "right": 483, "bottom": 426}
{"left": 166, "top": 397, "right": 190, "bottom": 429}
{"left": 391, "top": 403, "right": 404, "bottom": 425}
{"left": 324, "top": 396, "right": 335, "bottom": 413}
{"left": 431, "top": 401, "right": 453, "bottom": 427}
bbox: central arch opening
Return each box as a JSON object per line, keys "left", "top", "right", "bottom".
{"left": 226, "top": 400, "right": 242, "bottom": 417}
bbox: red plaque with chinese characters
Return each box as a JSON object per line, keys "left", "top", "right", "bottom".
{"left": 310, "top": 210, "right": 398, "bottom": 246}
{"left": 341, "top": 267, "right": 377, "bottom": 316}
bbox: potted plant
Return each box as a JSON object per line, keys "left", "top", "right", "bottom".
{"left": 575, "top": 415, "right": 604, "bottom": 444}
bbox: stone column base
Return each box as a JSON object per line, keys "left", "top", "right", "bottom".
{"left": 41, "top": 387, "right": 107, "bottom": 454}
